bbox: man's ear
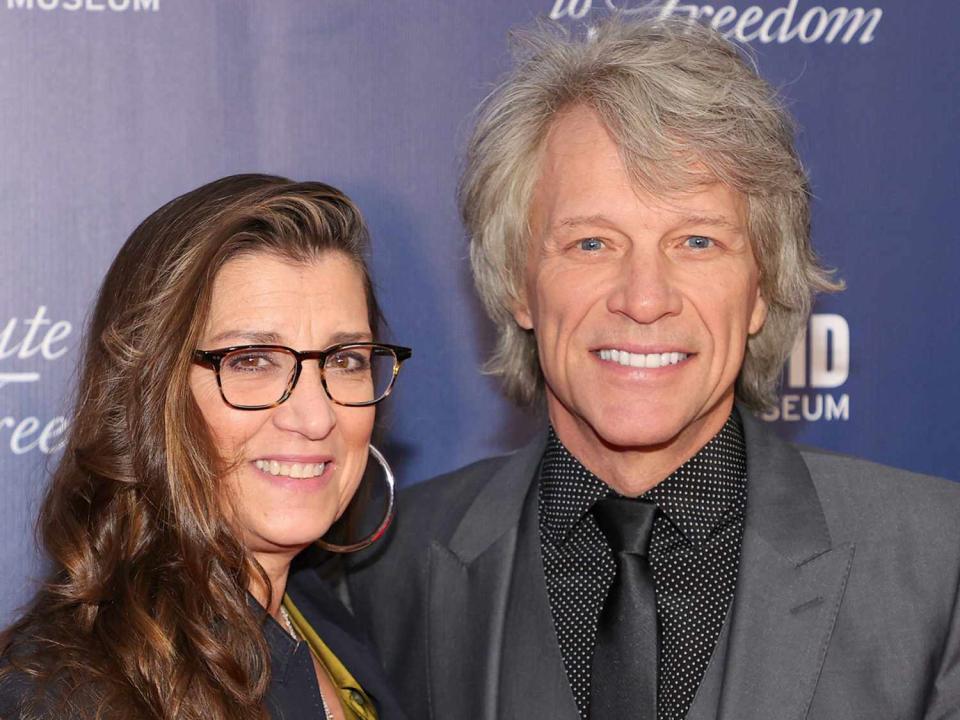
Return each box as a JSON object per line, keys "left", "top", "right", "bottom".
{"left": 748, "top": 287, "right": 768, "bottom": 336}
{"left": 512, "top": 290, "right": 534, "bottom": 330}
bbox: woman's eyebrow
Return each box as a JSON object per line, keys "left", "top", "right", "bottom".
{"left": 327, "top": 330, "right": 374, "bottom": 344}
{"left": 206, "top": 329, "right": 374, "bottom": 346}
{"left": 207, "top": 329, "right": 283, "bottom": 345}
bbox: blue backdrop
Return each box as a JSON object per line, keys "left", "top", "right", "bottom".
{"left": 1, "top": 0, "right": 957, "bottom": 625}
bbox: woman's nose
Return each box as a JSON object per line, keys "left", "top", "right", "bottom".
{"left": 271, "top": 362, "right": 337, "bottom": 439}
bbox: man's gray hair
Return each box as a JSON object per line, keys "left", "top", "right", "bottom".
{"left": 460, "top": 14, "right": 841, "bottom": 411}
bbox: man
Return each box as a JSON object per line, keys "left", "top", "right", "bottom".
{"left": 348, "top": 15, "right": 960, "bottom": 720}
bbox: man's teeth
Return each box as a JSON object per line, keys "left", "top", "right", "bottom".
{"left": 598, "top": 349, "right": 688, "bottom": 368}
{"left": 254, "top": 460, "right": 326, "bottom": 479}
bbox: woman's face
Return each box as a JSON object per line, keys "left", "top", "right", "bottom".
{"left": 189, "top": 251, "right": 376, "bottom": 557}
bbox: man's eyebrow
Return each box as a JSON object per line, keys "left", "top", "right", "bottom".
{"left": 677, "top": 214, "right": 744, "bottom": 232}
{"left": 550, "top": 214, "right": 616, "bottom": 233}
{"left": 549, "top": 213, "right": 744, "bottom": 234}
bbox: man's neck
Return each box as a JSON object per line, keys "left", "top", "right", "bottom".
{"left": 549, "top": 400, "right": 735, "bottom": 497}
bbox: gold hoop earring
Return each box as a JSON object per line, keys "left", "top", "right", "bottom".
{"left": 316, "top": 444, "right": 395, "bottom": 553}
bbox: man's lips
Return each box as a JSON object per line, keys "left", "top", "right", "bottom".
{"left": 594, "top": 347, "right": 694, "bottom": 369}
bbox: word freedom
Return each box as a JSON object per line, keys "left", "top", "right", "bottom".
{"left": 550, "top": 0, "right": 883, "bottom": 45}
{"left": 5, "top": 0, "right": 157, "bottom": 10}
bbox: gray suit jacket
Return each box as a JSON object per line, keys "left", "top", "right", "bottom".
{"left": 348, "top": 413, "right": 960, "bottom": 719}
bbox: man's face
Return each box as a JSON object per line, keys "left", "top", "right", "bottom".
{"left": 515, "top": 106, "right": 767, "bottom": 486}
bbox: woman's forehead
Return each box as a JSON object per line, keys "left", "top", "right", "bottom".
{"left": 203, "top": 252, "right": 370, "bottom": 344}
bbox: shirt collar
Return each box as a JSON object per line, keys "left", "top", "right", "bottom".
{"left": 538, "top": 409, "right": 747, "bottom": 548}
{"left": 538, "top": 426, "right": 612, "bottom": 544}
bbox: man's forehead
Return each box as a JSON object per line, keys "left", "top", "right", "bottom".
{"left": 530, "top": 106, "right": 744, "bottom": 231}
{"left": 531, "top": 175, "right": 747, "bottom": 238}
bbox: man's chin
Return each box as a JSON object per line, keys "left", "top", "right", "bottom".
{"left": 582, "top": 396, "right": 737, "bottom": 466}
{"left": 552, "top": 406, "right": 691, "bottom": 454}
{"left": 547, "top": 388, "right": 725, "bottom": 456}
{"left": 590, "top": 421, "right": 689, "bottom": 454}
{"left": 574, "top": 397, "right": 690, "bottom": 444}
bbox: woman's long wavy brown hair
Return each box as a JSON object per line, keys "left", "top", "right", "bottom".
{"left": 0, "top": 174, "right": 381, "bottom": 719}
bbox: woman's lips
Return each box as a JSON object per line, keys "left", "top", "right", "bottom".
{"left": 251, "top": 455, "right": 335, "bottom": 487}
{"left": 254, "top": 459, "right": 326, "bottom": 479}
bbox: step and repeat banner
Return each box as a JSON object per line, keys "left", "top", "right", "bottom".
{"left": 1, "top": 1, "right": 957, "bottom": 623}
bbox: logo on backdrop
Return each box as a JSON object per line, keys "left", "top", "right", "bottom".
{"left": 549, "top": 0, "right": 883, "bottom": 45}
{"left": 1, "top": 306, "right": 72, "bottom": 455}
{"left": 4, "top": 0, "right": 157, "bottom": 12}
{"left": 761, "top": 313, "right": 850, "bottom": 423}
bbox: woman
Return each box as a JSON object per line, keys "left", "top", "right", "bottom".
{"left": 0, "top": 175, "right": 411, "bottom": 719}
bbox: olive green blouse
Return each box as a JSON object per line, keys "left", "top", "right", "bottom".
{"left": 283, "top": 595, "right": 378, "bottom": 720}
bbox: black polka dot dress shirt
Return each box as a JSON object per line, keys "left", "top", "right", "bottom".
{"left": 538, "top": 411, "right": 748, "bottom": 720}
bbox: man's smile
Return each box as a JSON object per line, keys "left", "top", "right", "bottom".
{"left": 596, "top": 348, "right": 693, "bottom": 369}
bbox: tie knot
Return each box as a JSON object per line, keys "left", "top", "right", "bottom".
{"left": 592, "top": 497, "right": 658, "bottom": 556}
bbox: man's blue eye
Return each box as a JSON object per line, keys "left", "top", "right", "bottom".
{"left": 686, "top": 236, "right": 714, "bottom": 250}
{"left": 579, "top": 238, "right": 605, "bottom": 251}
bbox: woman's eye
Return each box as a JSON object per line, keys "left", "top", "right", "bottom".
{"left": 685, "top": 235, "right": 714, "bottom": 250}
{"left": 328, "top": 350, "right": 371, "bottom": 372}
{"left": 578, "top": 237, "right": 605, "bottom": 252}
{"left": 227, "top": 353, "right": 274, "bottom": 372}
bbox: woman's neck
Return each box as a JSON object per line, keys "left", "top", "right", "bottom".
{"left": 248, "top": 549, "right": 298, "bottom": 618}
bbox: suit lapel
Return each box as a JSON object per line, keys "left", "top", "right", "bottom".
{"left": 710, "top": 412, "right": 854, "bottom": 720}
{"left": 427, "top": 435, "right": 575, "bottom": 720}
{"left": 497, "top": 464, "right": 580, "bottom": 720}
{"left": 427, "top": 534, "right": 516, "bottom": 719}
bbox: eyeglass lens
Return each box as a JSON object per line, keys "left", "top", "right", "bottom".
{"left": 218, "top": 346, "right": 398, "bottom": 407}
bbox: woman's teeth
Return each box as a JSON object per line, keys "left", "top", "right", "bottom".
{"left": 598, "top": 349, "right": 689, "bottom": 368}
{"left": 254, "top": 459, "right": 326, "bottom": 479}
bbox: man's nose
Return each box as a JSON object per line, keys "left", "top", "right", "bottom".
{"left": 272, "top": 362, "right": 337, "bottom": 439}
{"left": 606, "top": 246, "right": 683, "bottom": 324}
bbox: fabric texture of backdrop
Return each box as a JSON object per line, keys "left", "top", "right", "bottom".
{"left": 0, "top": 0, "right": 957, "bottom": 625}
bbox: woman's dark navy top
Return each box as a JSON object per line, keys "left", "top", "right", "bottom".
{"left": 0, "top": 559, "right": 409, "bottom": 720}
{"left": 265, "top": 560, "right": 409, "bottom": 720}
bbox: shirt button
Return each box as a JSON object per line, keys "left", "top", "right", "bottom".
{"left": 349, "top": 688, "right": 365, "bottom": 706}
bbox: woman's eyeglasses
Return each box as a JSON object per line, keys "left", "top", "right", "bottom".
{"left": 192, "top": 342, "right": 412, "bottom": 410}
